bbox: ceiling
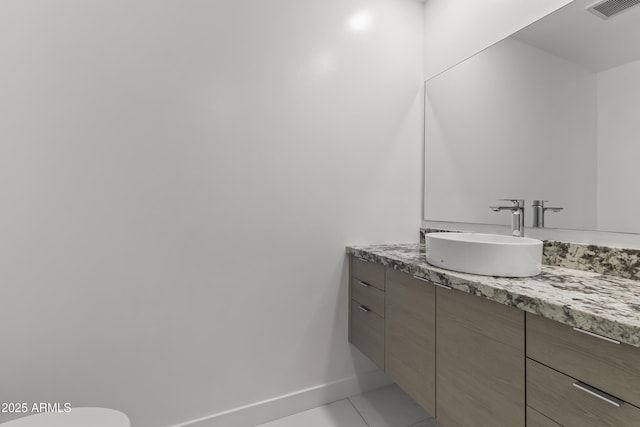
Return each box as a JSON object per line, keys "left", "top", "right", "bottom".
{"left": 513, "top": 0, "right": 640, "bottom": 71}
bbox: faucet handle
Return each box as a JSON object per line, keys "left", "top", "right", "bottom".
{"left": 533, "top": 200, "right": 563, "bottom": 211}
{"left": 499, "top": 199, "right": 525, "bottom": 207}
{"left": 532, "top": 200, "right": 563, "bottom": 228}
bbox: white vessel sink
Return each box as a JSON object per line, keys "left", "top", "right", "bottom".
{"left": 425, "top": 232, "right": 543, "bottom": 277}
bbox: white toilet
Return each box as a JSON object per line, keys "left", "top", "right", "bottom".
{"left": 0, "top": 407, "right": 130, "bottom": 427}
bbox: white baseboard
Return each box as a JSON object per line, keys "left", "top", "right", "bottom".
{"left": 170, "top": 370, "right": 392, "bottom": 427}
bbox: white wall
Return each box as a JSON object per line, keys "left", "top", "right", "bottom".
{"left": 597, "top": 59, "right": 640, "bottom": 234}
{"left": 0, "top": 1, "right": 424, "bottom": 426}
{"left": 423, "top": 0, "right": 573, "bottom": 79}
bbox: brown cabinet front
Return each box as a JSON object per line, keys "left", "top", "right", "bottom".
{"left": 528, "top": 358, "right": 640, "bottom": 427}
{"left": 351, "top": 277, "right": 384, "bottom": 317}
{"left": 385, "top": 269, "right": 436, "bottom": 414}
{"left": 351, "top": 256, "right": 385, "bottom": 290}
{"left": 436, "top": 287, "right": 525, "bottom": 427}
{"left": 527, "top": 313, "right": 640, "bottom": 408}
{"left": 350, "top": 299, "right": 384, "bottom": 369}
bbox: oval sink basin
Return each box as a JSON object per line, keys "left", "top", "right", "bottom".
{"left": 425, "top": 232, "right": 543, "bottom": 277}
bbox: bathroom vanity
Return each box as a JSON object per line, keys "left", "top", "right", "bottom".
{"left": 347, "top": 243, "right": 640, "bottom": 427}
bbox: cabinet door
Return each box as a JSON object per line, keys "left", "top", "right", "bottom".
{"left": 436, "top": 287, "right": 525, "bottom": 427}
{"left": 385, "top": 269, "right": 436, "bottom": 414}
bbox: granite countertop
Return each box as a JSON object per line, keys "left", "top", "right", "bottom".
{"left": 346, "top": 243, "right": 640, "bottom": 347}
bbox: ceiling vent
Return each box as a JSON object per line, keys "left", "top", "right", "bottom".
{"left": 588, "top": 0, "right": 640, "bottom": 19}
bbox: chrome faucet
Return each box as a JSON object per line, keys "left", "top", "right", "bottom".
{"left": 490, "top": 199, "right": 525, "bottom": 237}
{"left": 531, "top": 200, "right": 563, "bottom": 228}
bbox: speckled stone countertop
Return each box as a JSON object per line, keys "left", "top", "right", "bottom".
{"left": 346, "top": 243, "right": 640, "bottom": 348}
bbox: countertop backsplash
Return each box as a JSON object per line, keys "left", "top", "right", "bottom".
{"left": 421, "top": 228, "right": 640, "bottom": 281}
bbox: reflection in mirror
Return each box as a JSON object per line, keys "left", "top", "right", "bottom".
{"left": 424, "top": 0, "right": 640, "bottom": 234}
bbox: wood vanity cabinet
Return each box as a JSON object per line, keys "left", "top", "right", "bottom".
{"left": 349, "top": 254, "right": 640, "bottom": 427}
{"left": 436, "top": 287, "right": 525, "bottom": 427}
{"left": 526, "top": 313, "right": 640, "bottom": 427}
{"left": 385, "top": 269, "right": 436, "bottom": 414}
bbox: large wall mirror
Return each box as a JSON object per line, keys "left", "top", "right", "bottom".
{"left": 424, "top": 0, "right": 640, "bottom": 234}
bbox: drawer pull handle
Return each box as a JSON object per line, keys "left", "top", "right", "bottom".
{"left": 358, "top": 280, "right": 371, "bottom": 288}
{"left": 356, "top": 256, "right": 369, "bottom": 262}
{"left": 572, "top": 327, "right": 621, "bottom": 345}
{"left": 573, "top": 382, "right": 622, "bottom": 407}
{"left": 359, "top": 305, "right": 371, "bottom": 313}
{"left": 413, "top": 275, "right": 452, "bottom": 290}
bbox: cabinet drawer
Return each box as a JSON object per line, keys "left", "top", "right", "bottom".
{"left": 350, "top": 299, "right": 384, "bottom": 368}
{"left": 527, "top": 407, "right": 562, "bottom": 427}
{"left": 351, "top": 277, "right": 384, "bottom": 317}
{"left": 527, "top": 359, "right": 640, "bottom": 427}
{"left": 527, "top": 313, "right": 640, "bottom": 408}
{"left": 351, "top": 256, "right": 385, "bottom": 290}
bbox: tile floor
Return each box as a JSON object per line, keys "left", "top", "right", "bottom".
{"left": 256, "top": 384, "right": 442, "bottom": 427}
